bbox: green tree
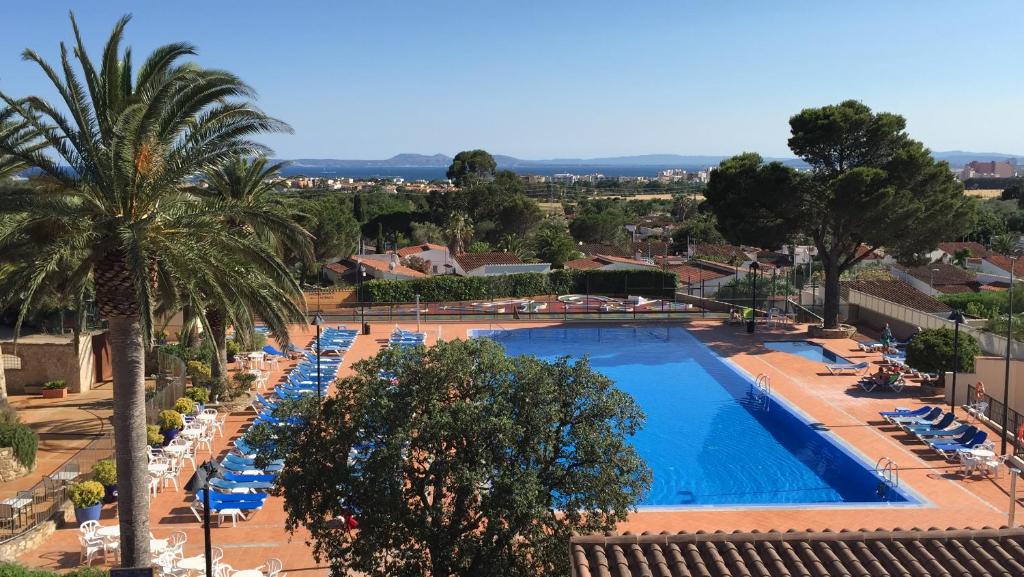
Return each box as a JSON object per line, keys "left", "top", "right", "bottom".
{"left": 352, "top": 193, "right": 364, "bottom": 222}
{"left": 569, "top": 209, "right": 628, "bottom": 245}
{"left": 300, "top": 195, "right": 360, "bottom": 265}
{"left": 409, "top": 221, "right": 445, "bottom": 245}
{"left": 0, "top": 15, "right": 296, "bottom": 565}
{"left": 446, "top": 149, "right": 497, "bottom": 187}
{"left": 274, "top": 339, "right": 650, "bottom": 577}
{"left": 533, "top": 220, "right": 577, "bottom": 267}
{"left": 1003, "top": 181, "right": 1024, "bottom": 201}
{"left": 375, "top": 222, "right": 385, "bottom": 254}
{"left": 991, "top": 233, "right": 1017, "bottom": 255}
{"left": 905, "top": 327, "right": 980, "bottom": 374}
{"left": 446, "top": 212, "right": 473, "bottom": 255}
{"left": 671, "top": 213, "right": 725, "bottom": 250}
{"left": 952, "top": 248, "right": 972, "bottom": 268}
{"left": 706, "top": 101, "right": 972, "bottom": 328}
{"left": 194, "top": 155, "right": 312, "bottom": 386}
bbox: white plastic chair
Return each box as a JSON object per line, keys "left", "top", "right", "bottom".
{"left": 80, "top": 533, "right": 105, "bottom": 565}
{"left": 957, "top": 450, "right": 980, "bottom": 476}
{"left": 261, "top": 558, "right": 284, "bottom": 577}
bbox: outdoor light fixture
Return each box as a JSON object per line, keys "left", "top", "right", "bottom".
{"left": 311, "top": 312, "right": 324, "bottom": 400}
{"left": 747, "top": 261, "right": 760, "bottom": 334}
{"left": 948, "top": 309, "right": 966, "bottom": 417}
{"left": 358, "top": 265, "right": 368, "bottom": 335}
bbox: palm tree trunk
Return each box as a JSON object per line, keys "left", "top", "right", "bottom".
{"left": 206, "top": 307, "right": 228, "bottom": 399}
{"left": 107, "top": 316, "right": 151, "bottom": 566}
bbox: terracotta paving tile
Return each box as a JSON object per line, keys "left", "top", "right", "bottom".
{"left": 15, "top": 319, "right": 1024, "bottom": 571}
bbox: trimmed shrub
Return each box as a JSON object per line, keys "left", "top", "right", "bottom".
{"left": 174, "top": 397, "right": 196, "bottom": 415}
{"left": 184, "top": 386, "right": 210, "bottom": 404}
{"left": 0, "top": 564, "right": 108, "bottom": 577}
{"left": 91, "top": 459, "right": 116, "bottom": 486}
{"left": 158, "top": 410, "right": 184, "bottom": 432}
{"left": 360, "top": 269, "right": 677, "bottom": 303}
{"left": 67, "top": 481, "right": 104, "bottom": 509}
{"left": 42, "top": 380, "right": 67, "bottom": 390}
{"left": 905, "top": 327, "right": 981, "bottom": 374}
{"left": 147, "top": 425, "right": 164, "bottom": 446}
{"left": 0, "top": 421, "right": 38, "bottom": 469}
{"left": 226, "top": 339, "right": 241, "bottom": 358}
{"left": 186, "top": 360, "right": 212, "bottom": 383}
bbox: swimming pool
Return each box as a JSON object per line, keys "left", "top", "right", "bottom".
{"left": 763, "top": 340, "right": 851, "bottom": 364}
{"left": 473, "top": 326, "right": 917, "bottom": 508}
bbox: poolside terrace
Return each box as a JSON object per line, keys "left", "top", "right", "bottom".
{"left": 12, "top": 319, "right": 1021, "bottom": 571}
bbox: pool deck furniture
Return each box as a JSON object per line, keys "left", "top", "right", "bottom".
{"left": 825, "top": 361, "right": 870, "bottom": 375}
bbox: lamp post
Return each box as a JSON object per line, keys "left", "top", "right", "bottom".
{"left": 1003, "top": 256, "right": 1018, "bottom": 455}
{"left": 185, "top": 460, "right": 216, "bottom": 577}
{"left": 747, "top": 261, "right": 760, "bottom": 333}
{"left": 312, "top": 312, "right": 324, "bottom": 400}
{"left": 930, "top": 267, "right": 940, "bottom": 289}
{"left": 358, "top": 265, "right": 367, "bottom": 334}
{"left": 949, "top": 309, "right": 966, "bottom": 417}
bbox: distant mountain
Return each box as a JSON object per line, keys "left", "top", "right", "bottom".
{"left": 931, "top": 151, "right": 1023, "bottom": 167}
{"left": 284, "top": 154, "right": 452, "bottom": 169}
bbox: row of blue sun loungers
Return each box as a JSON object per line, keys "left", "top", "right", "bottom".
{"left": 193, "top": 330, "right": 356, "bottom": 526}
{"left": 879, "top": 406, "right": 989, "bottom": 460}
{"left": 390, "top": 328, "right": 426, "bottom": 348}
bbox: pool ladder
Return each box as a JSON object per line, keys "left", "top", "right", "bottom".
{"left": 750, "top": 374, "right": 771, "bottom": 411}
{"left": 875, "top": 457, "right": 900, "bottom": 490}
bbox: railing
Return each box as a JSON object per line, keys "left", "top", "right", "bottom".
{"left": 787, "top": 299, "right": 824, "bottom": 324}
{"left": 309, "top": 295, "right": 724, "bottom": 323}
{"left": 146, "top": 350, "right": 187, "bottom": 424}
{"left": 967, "top": 382, "right": 1024, "bottom": 456}
{"left": 0, "top": 433, "right": 115, "bottom": 543}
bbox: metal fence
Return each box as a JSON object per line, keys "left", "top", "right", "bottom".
{"left": 309, "top": 295, "right": 725, "bottom": 324}
{"left": 0, "top": 433, "right": 115, "bottom": 542}
{"left": 147, "top": 350, "right": 187, "bottom": 424}
{"left": 967, "top": 382, "right": 1024, "bottom": 457}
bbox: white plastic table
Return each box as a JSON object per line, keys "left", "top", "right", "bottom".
{"left": 95, "top": 526, "right": 167, "bottom": 552}
{"left": 177, "top": 556, "right": 207, "bottom": 571}
{"left": 148, "top": 463, "right": 169, "bottom": 475}
{"left": 232, "top": 570, "right": 265, "bottom": 577}
{"left": 163, "top": 445, "right": 188, "bottom": 456}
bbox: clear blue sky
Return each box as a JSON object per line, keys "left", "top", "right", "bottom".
{"left": 1, "top": 1, "right": 1021, "bottom": 160}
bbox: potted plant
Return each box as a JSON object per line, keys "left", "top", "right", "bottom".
{"left": 226, "top": 339, "right": 241, "bottom": 363}
{"left": 68, "top": 480, "right": 105, "bottom": 524}
{"left": 92, "top": 458, "right": 117, "bottom": 504}
{"left": 41, "top": 380, "right": 68, "bottom": 399}
{"left": 174, "top": 397, "right": 196, "bottom": 416}
{"left": 158, "top": 409, "right": 185, "bottom": 446}
{"left": 184, "top": 386, "right": 210, "bottom": 412}
{"left": 147, "top": 425, "right": 164, "bottom": 448}
{"left": 185, "top": 360, "right": 212, "bottom": 386}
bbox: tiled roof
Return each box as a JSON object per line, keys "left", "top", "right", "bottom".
{"left": 842, "top": 279, "right": 951, "bottom": 313}
{"left": 396, "top": 243, "right": 447, "bottom": 257}
{"left": 453, "top": 251, "right": 522, "bottom": 272}
{"left": 565, "top": 257, "right": 603, "bottom": 270}
{"left": 985, "top": 254, "right": 1019, "bottom": 275}
{"left": 570, "top": 526, "right": 1024, "bottom": 577}
{"left": 579, "top": 243, "right": 629, "bottom": 258}
{"left": 352, "top": 256, "right": 427, "bottom": 278}
{"left": 630, "top": 240, "right": 672, "bottom": 257}
{"left": 692, "top": 243, "right": 750, "bottom": 262}
{"left": 668, "top": 264, "right": 730, "bottom": 284}
{"left": 901, "top": 263, "right": 979, "bottom": 293}
{"left": 593, "top": 254, "right": 658, "bottom": 267}
{"left": 938, "top": 241, "right": 992, "bottom": 258}
{"left": 323, "top": 262, "right": 352, "bottom": 275}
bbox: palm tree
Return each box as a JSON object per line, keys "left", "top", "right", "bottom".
{"left": 446, "top": 212, "right": 473, "bottom": 255}
{"left": 0, "top": 15, "right": 298, "bottom": 566}
{"left": 193, "top": 155, "right": 311, "bottom": 384}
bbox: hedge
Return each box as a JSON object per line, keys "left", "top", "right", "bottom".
{"left": 360, "top": 269, "right": 677, "bottom": 303}
{"left": 0, "top": 564, "right": 107, "bottom": 577}
{"left": 0, "top": 421, "right": 38, "bottom": 469}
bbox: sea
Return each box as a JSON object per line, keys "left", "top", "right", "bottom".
{"left": 277, "top": 164, "right": 711, "bottom": 181}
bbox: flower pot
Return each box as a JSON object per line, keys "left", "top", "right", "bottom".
{"left": 103, "top": 484, "right": 118, "bottom": 504}
{"left": 73, "top": 503, "right": 102, "bottom": 525}
{"left": 227, "top": 354, "right": 236, "bottom": 363}
{"left": 42, "top": 388, "right": 67, "bottom": 399}
{"left": 161, "top": 428, "right": 181, "bottom": 446}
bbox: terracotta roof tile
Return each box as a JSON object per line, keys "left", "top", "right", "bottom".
{"left": 692, "top": 243, "right": 751, "bottom": 263}
{"left": 901, "top": 263, "right": 979, "bottom": 293}
{"left": 938, "top": 241, "right": 992, "bottom": 258}
{"left": 984, "top": 254, "right": 1019, "bottom": 275}
{"left": 453, "top": 251, "right": 522, "bottom": 272}
{"left": 842, "top": 279, "right": 951, "bottom": 313}
{"left": 669, "top": 264, "right": 730, "bottom": 284}
{"left": 578, "top": 243, "right": 629, "bottom": 258}
{"left": 564, "top": 257, "right": 603, "bottom": 270}
{"left": 396, "top": 243, "right": 447, "bottom": 257}
{"left": 323, "top": 262, "right": 352, "bottom": 274}
{"left": 352, "top": 256, "right": 427, "bottom": 278}
{"left": 571, "top": 527, "right": 1024, "bottom": 577}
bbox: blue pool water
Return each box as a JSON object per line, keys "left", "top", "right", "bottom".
{"left": 763, "top": 340, "right": 851, "bottom": 364}
{"left": 473, "top": 327, "right": 916, "bottom": 508}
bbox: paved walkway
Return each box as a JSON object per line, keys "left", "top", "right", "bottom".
{"left": 14, "top": 319, "right": 1023, "bottom": 571}
{"left": 0, "top": 384, "right": 113, "bottom": 500}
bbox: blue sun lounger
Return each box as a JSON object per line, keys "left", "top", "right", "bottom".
{"left": 880, "top": 406, "right": 931, "bottom": 421}
{"left": 916, "top": 423, "right": 972, "bottom": 440}
{"left": 903, "top": 412, "right": 954, "bottom": 434}
{"left": 932, "top": 431, "right": 988, "bottom": 460}
{"left": 826, "top": 361, "right": 870, "bottom": 375}
{"left": 888, "top": 407, "right": 941, "bottom": 425}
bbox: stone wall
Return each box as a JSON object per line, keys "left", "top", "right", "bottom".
{"left": 0, "top": 510, "right": 60, "bottom": 562}
{"left": 1, "top": 334, "right": 96, "bottom": 394}
{"left": 0, "top": 447, "right": 30, "bottom": 483}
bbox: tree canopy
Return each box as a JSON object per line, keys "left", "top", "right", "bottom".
{"left": 270, "top": 338, "right": 650, "bottom": 577}
{"left": 446, "top": 149, "right": 497, "bottom": 186}
{"left": 705, "top": 100, "right": 973, "bottom": 328}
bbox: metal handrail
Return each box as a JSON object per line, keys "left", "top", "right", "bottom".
{"left": 874, "top": 457, "right": 900, "bottom": 488}
{"left": 966, "top": 383, "right": 1024, "bottom": 456}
